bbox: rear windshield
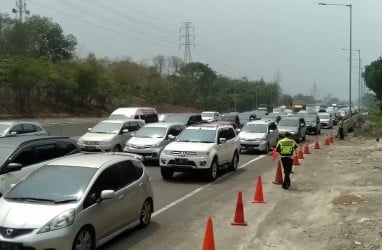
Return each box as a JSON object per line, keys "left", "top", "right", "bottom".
{"left": 278, "top": 119, "right": 298, "bottom": 127}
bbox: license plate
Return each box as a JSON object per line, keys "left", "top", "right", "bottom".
{"left": 175, "top": 158, "right": 189, "bottom": 164}
{"left": 0, "top": 241, "right": 22, "bottom": 250}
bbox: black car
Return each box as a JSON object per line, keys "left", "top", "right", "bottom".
{"left": 160, "top": 113, "right": 202, "bottom": 126}
{"left": 304, "top": 114, "right": 321, "bottom": 135}
{"left": 220, "top": 112, "right": 242, "bottom": 128}
{"left": 0, "top": 135, "right": 80, "bottom": 196}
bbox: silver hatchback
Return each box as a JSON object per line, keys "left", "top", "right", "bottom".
{"left": 0, "top": 152, "right": 153, "bottom": 250}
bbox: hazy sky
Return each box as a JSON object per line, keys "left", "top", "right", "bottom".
{"left": 1, "top": 0, "right": 381, "bottom": 101}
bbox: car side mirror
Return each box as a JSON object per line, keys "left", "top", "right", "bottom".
{"left": 219, "top": 138, "right": 227, "bottom": 144}
{"left": 100, "top": 190, "right": 115, "bottom": 201}
{"left": 269, "top": 129, "right": 274, "bottom": 133}
{"left": 6, "top": 163, "right": 23, "bottom": 173}
{"left": 122, "top": 129, "right": 129, "bottom": 133}
{"left": 168, "top": 134, "right": 175, "bottom": 140}
{"left": 88, "top": 128, "right": 92, "bottom": 132}
{"left": 300, "top": 123, "right": 305, "bottom": 127}
{"left": 9, "top": 131, "right": 17, "bottom": 136}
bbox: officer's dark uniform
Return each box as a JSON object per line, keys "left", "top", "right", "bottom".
{"left": 276, "top": 132, "right": 298, "bottom": 189}
{"left": 338, "top": 118, "right": 344, "bottom": 140}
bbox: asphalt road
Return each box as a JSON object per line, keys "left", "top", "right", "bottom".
{"left": 44, "top": 120, "right": 336, "bottom": 249}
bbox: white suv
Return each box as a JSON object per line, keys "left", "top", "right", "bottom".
{"left": 160, "top": 124, "right": 240, "bottom": 181}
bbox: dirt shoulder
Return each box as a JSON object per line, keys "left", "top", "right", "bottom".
{"left": 251, "top": 134, "right": 382, "bottom": 250}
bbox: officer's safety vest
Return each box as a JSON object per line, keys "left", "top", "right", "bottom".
{"left": 276, "top": 138, "right": 297, "bottom": 156}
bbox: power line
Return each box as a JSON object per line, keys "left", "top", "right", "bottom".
{"left": 12, "top": 0, "right": 30, "bottom": 22}
{"left": 51, "top": 0, "right": 176, "bottom": 46}
{"left": 30, "top": 0, "right": 174, "bottom": 50}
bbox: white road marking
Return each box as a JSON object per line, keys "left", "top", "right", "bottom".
{"left": 152, "top": 154, "right": 266, "bottom": 218}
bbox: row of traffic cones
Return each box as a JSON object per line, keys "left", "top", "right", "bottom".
{"left": 203, "top": 176, "right": 266, "bottom": 249}
{"left": 203, "top": 133, "right": 335, "bottom": 249}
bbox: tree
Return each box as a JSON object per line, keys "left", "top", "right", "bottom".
{"left": 364, "top": 58, "right": 382, "bottom": 102}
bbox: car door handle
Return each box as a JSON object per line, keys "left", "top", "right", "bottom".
{"left": 118, "top": 195, "right": 125, "bottom": 200}
{"left": 138, "top": 182, "right": 143, "bottom": 188}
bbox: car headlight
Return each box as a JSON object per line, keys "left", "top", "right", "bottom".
{"left": 196, "top": 151, "right": 209, "bottom": 157}
{"left": 149, "top": 143, "right": 161, "bottom": 148}
{"left": 99, "top": 140, "right": 111, "bottom": 146}
{"left": 163, "top": 150, "right": 171, "bottom": 155}
{"left": 38, "top": 209, "right": 75, "bottom": 234}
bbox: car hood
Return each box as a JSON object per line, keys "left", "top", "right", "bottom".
{"left": 128, "top": 137, "right": 164, "bottom": 146}
{"left": 239, "top": 131, "right": 266, "bottom": 140}
{"left": 278, "top": 126, "right": 298, "bottom": 132}
{"left": 0, "top": 199, "right": 75, "bottom": 228}
{"left": 80, "top": 132, "right": 115, "bottom": 141}
{"left": 320, "top": 118, "right": 330, "bottom": 122}
{"left": 164, "top": 142, "right": 214, "bottom": 152}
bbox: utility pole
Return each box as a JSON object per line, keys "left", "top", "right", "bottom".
{"left": 179, "top": 22, "right": 195, "bottom": 63}
{"left": 12, "top": 0, "right": 30, "bottom": 22}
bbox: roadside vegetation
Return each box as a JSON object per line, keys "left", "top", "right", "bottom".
{"left": 1, "top": 13, "right": 380, "bottom": 118}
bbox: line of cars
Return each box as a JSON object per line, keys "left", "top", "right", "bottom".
{"left": 0, "top": 107, "right": 338, "bottom": 249}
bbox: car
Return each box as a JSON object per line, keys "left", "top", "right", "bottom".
{"left": 124, "top": 122, "right": 185, "bottom": 162}
{"left": 0, "top": 135, "right": 79, "bottom": 196}
{"left": 318, "top": 112, "right": 333, "bottom": 129}
{"left": 239, "top": 120, "right": 279, "bottom": 153}
{"left": 109, "top": 107, "right": 158, "bottom": 123}
{"left": 0, "top": 121, "right": 48, "bottom": 137}
{"left": 219, "top": 112, "right": 242, "bottom": 128}
{"left": 201, "top": 111, "right": 220, "bottom": 122}
{"left": 304, "top": 114, "right": 321, "bottom": 135}
{"left": 0, "top": 152, "right": 153, "bottom": 250}
{"left": 77, "top": 119, "right": 144, "bottom": 152}
{"left": 261, "top": 112, "right": 282, "bottom": 124}
{"left": 159, "top": 113, "right": 202, "bottom": 126}
{"left": 160, "top": 123, "right": 240, "bottom": 181}
{"left": 210, "top": 120, "right": 241, "bottom": 133}
{"left": 277, "top": 116, "right": 307, "bottom": 142}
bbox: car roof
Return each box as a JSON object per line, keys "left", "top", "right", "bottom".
{"left": 142, "top": 122, "right": 184, "bottom": 127}
{"left": 187, "top": 123, "right": 230, "bottom": 130}
{"left": 0, "top": 135, "right": 71, "bottom": 148}
{"left": 101, "top": 119, "right": 141, "bottom": 123}
{"left": 45, "top": 152, "right": 141, "bottom": 169}
{"left": 246, "top": 120, "right": 271, "bottom": 125}
{"left": 0, "top": 121, "right": 43, "bottom": 126}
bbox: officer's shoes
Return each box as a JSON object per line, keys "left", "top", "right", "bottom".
{"left": 282, "top": 185, "right": 289, "bottom": 190}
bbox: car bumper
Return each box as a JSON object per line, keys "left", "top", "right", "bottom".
{"left": 0, "top": 226, "right": 75, "bottom": 250}
{"left": 160, "top": 155, "right": 211, "bottom": 170}
{"left": 279, "top": 132, "right": 299, "bottom": 141}
{"left": 320, "top": 123, "right": 332, "bottom": 128}
{"left": 239, "top": 140, "right": 267, "bottom": 151}
{"left": 124, "top": 147, "right": 162, "bottom": 160}
{"left": 78, "top": 144, "right": 112, "bottom": 152}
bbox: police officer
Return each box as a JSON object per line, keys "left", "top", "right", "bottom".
{"left": 276, "top": 132, "right": 298, "bottom": 189}
{"left": 338, "top": 117, "right": 344, "bottom": 140}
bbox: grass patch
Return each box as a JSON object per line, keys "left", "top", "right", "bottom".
{"left": 367, "top": 109, "right": 382, "bottom": 136}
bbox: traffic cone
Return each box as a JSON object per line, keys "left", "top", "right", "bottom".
{"left": 271, "top": 148, "right": 278, "bottom": 161}
{"left": 329, "top": 132, "right": 334, "bottom": 143}
{"left": 314, "top": 136, "right": 320, "bottom": 149}
{"left": 293, "top": 151, "right": 300, "bottom": 165}
{"left": 324, "top": 134, "right": 330, "bottom": 145}
{"left": 252, "top": 176, "right": 266, "bottom": 203}
{"left": 202, "top": 217, "right": 215, "bottom": 250}
{"left": 297, "top": 144, "right": 304, "bottom": 159}
{"left": 272, "top": 160, "right": 283, "bottom": 185}
{"left": 231, "top": 191, "right": 248, "bottom": 226}
{"left": 303, "top": 143, "right": 311, "bottom": 154}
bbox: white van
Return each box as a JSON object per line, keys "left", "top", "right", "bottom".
{"left": 201, "top": 111, "right": 220, "bottom": 122}
{"left": 109, "top": 107, "right": 158, "bottom": 123}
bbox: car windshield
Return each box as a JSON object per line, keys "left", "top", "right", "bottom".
{"left": 0, "top": 124, "right": 10, "bottom": 136}
{"left": 278, "top": 119, "right": 299, "bottom": 127}
{"left": 201, "top": 112, "right": 214, "bottom": 118}
{"left": 176, "top": 129, "right": 216, "bottom": 143}
{"left": 5, "top": 165, "right": 97, "bottom": 204}
{"left": 318, "top": 114, "right": 330, "bottom": 119}
{"left": 220, "top": 115, "right": 236, "bottom": 122}
{"left": 242, "top": 123, "right": 267, "bottom": 133}
{"left": 135, "top": 127, "right": 167, "bottom": 138}
{"left": 305, "top": 116, "right": 317, "bottom": 122}
{"left": 90, "top": 121, "right": 122, "bottom": 134}
{"left": 164, "top": 115, "right": 188, "bottom": 124}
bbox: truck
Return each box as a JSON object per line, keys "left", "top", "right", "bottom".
{"left": 292, "top": 102, "right": 306, "bottom": 113}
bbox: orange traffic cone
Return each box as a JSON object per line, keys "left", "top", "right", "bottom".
{"left": 231, "top": 191, "right": 248, "bottom": 226}
{"left": 293, "top": 151, "right": 300, "bottom": 165}
{"left": 271, "top": 148, "right": 278, "bottom": 161}
{"left": 272, "top": 160, "right": 283, "bottom": 185}
{"left": 297, "top": 144, "right": 304, "bottom": 159}
{"left": 324, "top": 134, "right": 330, "bottom": 145}
{"left": 329, "top": 132, "right": 334, "bottom": 143}
{"left": 314, "top": 136, "right": 320, "bottom": 149}
{"left": 252, "top": 176, "right": 266, "bottom": 203}
{"left": 303, "top": 143, "right": 311, "bottom": 154}
{"left": 202, "top": 217, "right": 215, "bottom": 250}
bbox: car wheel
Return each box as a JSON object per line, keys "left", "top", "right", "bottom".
{"left": 112, "top": 145, "right": 122, "bottom": 152}
{"left": 139, "top": 199, "right": 152, "bottom": 228}
{"left": 263, "top": 143, "right": 269, "bottom": 154}
{"left": 72, "top": 226, "right": 95, "bottom": 250}
{"left": 206, "top": 159, "right": 219, "bottom": 181}
{"left": 161, "top": 167, "right": 174, "bottom": 180}
{"left": 229, "top": 152, "right": 239, "bottom": 171}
